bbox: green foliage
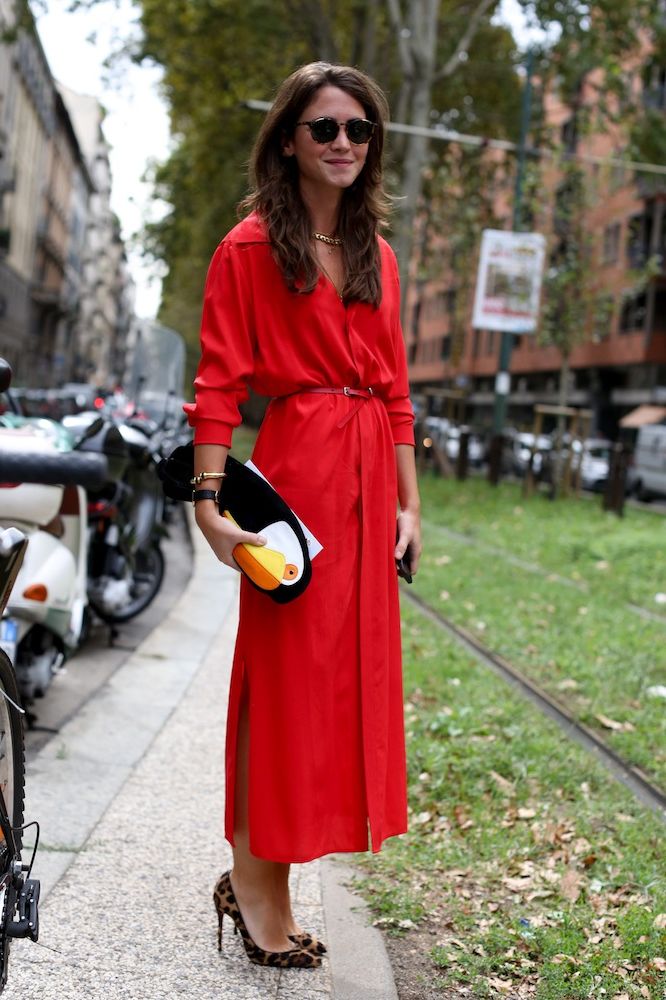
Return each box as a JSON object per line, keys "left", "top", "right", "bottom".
{"left": 72, "top": 0, "right": 666, "bottom": 377}
{"left": 130, "top": 0, "right": 525, "bottom": 377}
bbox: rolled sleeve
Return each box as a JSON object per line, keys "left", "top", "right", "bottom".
{"left": 183, "top": 241, "right": 255, "bottom": 447}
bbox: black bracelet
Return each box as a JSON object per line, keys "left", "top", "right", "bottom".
{"left": 191, "top": 488, "right": 219, "bottom": 507}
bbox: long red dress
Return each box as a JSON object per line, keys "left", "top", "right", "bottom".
{"left": 185, "top": 213, "right": 415, "bottom": 863}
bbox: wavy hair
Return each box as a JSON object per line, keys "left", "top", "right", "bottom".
{"left": 241, "top": 62, "right": 391, "bottom": 306}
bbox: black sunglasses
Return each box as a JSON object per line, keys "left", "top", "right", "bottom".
{"left": 295, "top": 116, "right": 376, "bottom": 145}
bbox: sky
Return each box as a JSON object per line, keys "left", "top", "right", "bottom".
{"left": 35, "top": 0, "right": 537, "bottom": 320}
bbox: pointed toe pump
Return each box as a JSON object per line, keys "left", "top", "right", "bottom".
{"left": 213, "top": 871, "right": 321, "bottom": 969}
{"left": 288, "top": 932, "right": 327, "bottom": 956}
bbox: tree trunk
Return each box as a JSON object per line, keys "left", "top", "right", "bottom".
{"left": 550, "top": 354, "right": 570, "bottom": 499}
{"left": 393, "top": 0, "right": 440, "bottom": 325}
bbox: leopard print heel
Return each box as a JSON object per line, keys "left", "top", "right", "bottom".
{"left": 288, "top": 932, "right": 328, "bottom": 956}
{"left": 213, "top": 871, "right": 321, "bottom": 969}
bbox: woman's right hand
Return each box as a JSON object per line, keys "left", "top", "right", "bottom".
{"left": 194, "top": 502, "right": 266, "bottom": 570}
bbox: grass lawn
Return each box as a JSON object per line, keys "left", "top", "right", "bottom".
{"left": 413, "top": 475, "right": 666, "bottom": 788}
{"left": 356, "top": 600, "right": 666, "bottom": 998}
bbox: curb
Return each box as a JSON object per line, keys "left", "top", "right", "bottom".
{"left": 323, "top": 858, "right": 399, "bottom": 1000}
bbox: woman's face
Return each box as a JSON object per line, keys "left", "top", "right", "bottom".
{"left": 283, "top": 85, "right": 371, "bottom": 197}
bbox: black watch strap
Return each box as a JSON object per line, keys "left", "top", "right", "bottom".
{"left": 191, "top": 488, "right": 219, "bottom": 507}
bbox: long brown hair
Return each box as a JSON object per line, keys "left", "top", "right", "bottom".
{"left": 241, "top": 62, "right": 391, "bottom": 306}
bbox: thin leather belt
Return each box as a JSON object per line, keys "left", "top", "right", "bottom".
{"left": 283, "top": 386, "right": 376, "bottom": 428}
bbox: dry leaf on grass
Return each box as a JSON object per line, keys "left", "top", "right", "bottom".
{"left": 560, "top": 868, "right": 584, "bottom": 902}
{"left": 489, "top": 770, "right": 516, "bottom": 794}
{"left": 488, "top": 977, "right": 514, "bottom": 992}
{"left": 653, "top": 913, "right": 666, "bottom": 929}
{"left": 595, "top": 713, "right": 636, "bottom": 732}
{"left": 453, "top": 804, "right": 474, "bottom": 830}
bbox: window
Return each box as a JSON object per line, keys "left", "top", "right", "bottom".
{"left": 602, "top": 222, "right": 621, "bottom": 265}
{"left": 560, "top": 117, "right": 578, "bottom": 152}
{"left": 441, "top": 335, "right": 451, "bottom": 361}
{"left": 643, "top": 61, "right": 666, "bottom": 111}
{"left": 487, "top": 330, "right": 496, "bottom": 355}
{"left": 626, "top": 213, "right": 653, "bottom": 269}
{"left": 472, "top": 328, "right": 481, "bottom": 357}
{"left": 619, "top": 292, "right": 647, "bottom": 333}
{"left": 653, "top": 290, "right": 666, "bottom": 332}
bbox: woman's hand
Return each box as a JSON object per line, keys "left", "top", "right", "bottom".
{"left": 195, "top": 501, "right": 266, "bottom": 570}
{"left": 395, "top": 507, "right": 422, "bottom": 576}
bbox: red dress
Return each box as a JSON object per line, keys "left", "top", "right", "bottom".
{"left": 185, "top": 214, "right": 415, "bottom": 862}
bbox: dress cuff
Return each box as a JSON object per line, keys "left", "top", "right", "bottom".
{"left": 191, "top": 418, "right": 234, "bottom": 449}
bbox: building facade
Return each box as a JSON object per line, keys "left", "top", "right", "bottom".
{"left": 60, "top": 84, "right": 135, "bottom": 388}
{"left": 407, "top": 51, "right": 666, "bottom": 437}
{"left": 0, "top": 2, "right": 134, "bottom": 388}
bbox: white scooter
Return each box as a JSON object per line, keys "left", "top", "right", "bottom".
{"left": 0, "top": 419, "right": 107, "bottom": 701}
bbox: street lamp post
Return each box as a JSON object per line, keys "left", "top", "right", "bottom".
{"left": 491, "top": 47, "right": 535, "bottom": 436}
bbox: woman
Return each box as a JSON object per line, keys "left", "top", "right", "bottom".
{"left": 185, "top": 61, "right": 422, "bottom": 970}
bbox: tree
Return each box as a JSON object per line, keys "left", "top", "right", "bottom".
{"left": 132, "top": 0, "right": 519, "bottom": 372}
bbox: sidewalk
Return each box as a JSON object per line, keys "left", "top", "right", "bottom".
{"left": 4, "top": 511, "right": 397, "bottom": 1000}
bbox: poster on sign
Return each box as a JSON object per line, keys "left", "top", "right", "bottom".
{"left": 472, "top": 229, "right": 546, "bottom": 333}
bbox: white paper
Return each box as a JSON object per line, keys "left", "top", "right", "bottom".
{"left": 245, "top": 460, "right": 323, "bottom": 559}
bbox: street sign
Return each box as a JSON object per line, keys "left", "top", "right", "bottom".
{"left": 472, "top": 229, "right": 546, "bottom": 333}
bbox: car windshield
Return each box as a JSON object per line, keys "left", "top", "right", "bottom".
{"left": 587, "top": 446, "right": 610, "bottom": 460}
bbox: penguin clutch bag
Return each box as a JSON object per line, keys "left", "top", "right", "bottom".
{"left": 158, "top": 442, "right": 312, "bottom": 603}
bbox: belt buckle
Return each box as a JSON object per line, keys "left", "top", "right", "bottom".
{"left": 343, "top": 386, "right": 351, "bottom": 396}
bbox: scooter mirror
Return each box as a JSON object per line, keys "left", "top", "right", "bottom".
{"left": 0, "top": 358, "right": 12, "bottom": 393}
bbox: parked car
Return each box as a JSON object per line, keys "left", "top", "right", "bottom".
{"left": 505, "top": 431, "right": 552, "bottom": 478}
{"left": 628, "top": 423, "right": 666, "bottom": 500}
{"left": 576, "top": 438, "right": 612, "bottom": 492}
{"left": 444, "top": 426, "right": 485, "bottom": 467}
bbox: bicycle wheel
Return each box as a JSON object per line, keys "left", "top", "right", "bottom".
{"left": 0, "top": 650, "right": 24, "bottom": 991}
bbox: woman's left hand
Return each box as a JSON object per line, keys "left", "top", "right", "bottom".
{"left": 395, "top": 508, "right": 422, "bottom": 576}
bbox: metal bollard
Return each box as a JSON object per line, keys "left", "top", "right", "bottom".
{"left": 603, "top": 443, "right": 628, "bottom": 516}
{"left": 487, "top": 434, "right": 503, "bottom": 485}
{"left": 456, "top": 428, "right": 470, "bottom": 481}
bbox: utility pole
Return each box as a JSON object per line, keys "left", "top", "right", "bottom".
{"left": 491, "top": 47, "right": 535, "bottom": 435}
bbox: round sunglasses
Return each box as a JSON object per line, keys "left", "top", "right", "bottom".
{"left": 295, "top": 116, "right": 376, "bottom": 145}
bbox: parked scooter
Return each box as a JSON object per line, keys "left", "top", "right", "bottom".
{"left": 0, "top": 412, "right": 107, "bottom": 701}
{"left": 64, "top": 413, "right": 167, "bottom": 624}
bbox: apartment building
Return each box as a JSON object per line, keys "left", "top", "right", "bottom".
{"left": 30, "top": 89, "right": 93, "bottom": 387}
{"left": 408, "top": 51, "right": 666, "bottom": 437}
{"left": 59, "top": 85, "right": 135, "bottom": 387}
{"left": 0, "top": 2, "right": 134, "bottom": 387}
{"left": 0, "top": 0, "right": 53, "bottom": 375}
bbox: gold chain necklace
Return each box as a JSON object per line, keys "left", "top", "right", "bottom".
{"left": 313, "top": 231, "right": 343, "bottom": 247}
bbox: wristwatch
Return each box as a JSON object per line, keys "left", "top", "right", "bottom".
{"left": 191, "top": 488, "right": 219, "bottom": 507}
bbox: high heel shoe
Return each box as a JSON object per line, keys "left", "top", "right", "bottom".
{"left": 288, "top": 932, "right": 327, "bottom": 956}
{"left": 213, "top": 871, "right": 321, "bottom": 969}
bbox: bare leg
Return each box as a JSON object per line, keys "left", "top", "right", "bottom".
{"left": 230, "top": 675, "right": 295, "bottom": 953}
{"left": 273, "top": 863, "right": 303, "bottom": 937}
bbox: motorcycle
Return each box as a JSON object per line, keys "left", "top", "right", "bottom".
{"left": 64, "top": 413, "right": 167, "bottom": 624}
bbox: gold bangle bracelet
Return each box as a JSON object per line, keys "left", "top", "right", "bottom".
{"left": 190, "top": 471, "right": 227, "bottom": 486}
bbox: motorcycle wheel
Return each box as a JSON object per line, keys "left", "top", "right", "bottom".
{"left": 90, "top": 544, "right": 165, "bottom": 624}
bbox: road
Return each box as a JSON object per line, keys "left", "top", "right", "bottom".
{"left": 25, "top": 505, "right": 193, "bottom": 757}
